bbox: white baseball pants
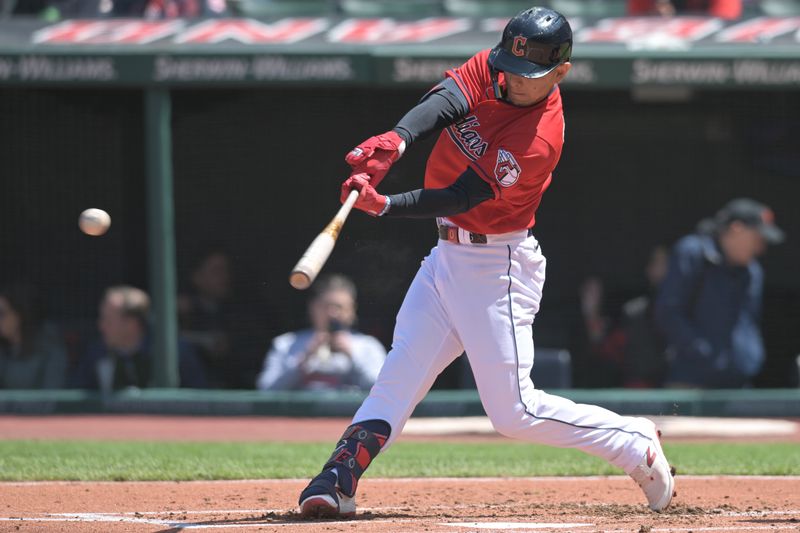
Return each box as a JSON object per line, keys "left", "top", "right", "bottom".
{"left": 353, "top": 232, "right": 653, "bottom": 474}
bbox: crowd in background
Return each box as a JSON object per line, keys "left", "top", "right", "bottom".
{"left": 2, "top": 0, "right": 798, "bottom": 21}
{"left": 0, "top": 197, "right": 794, "bottom": 392}
{"left": 571, "top": 198, "right": 787, "bottom": 390}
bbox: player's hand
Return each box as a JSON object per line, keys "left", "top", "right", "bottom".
{"left": 342, "top": 174, "right": 388, "bottom": 217}
{"left": 304, "top": 331, "right": 331, "bottom": 358}
{"left": 329, "top": 330, "right": 354, "bottom": 357}
{"left": 345, "top": 131, "right": 405, "bottom": 188}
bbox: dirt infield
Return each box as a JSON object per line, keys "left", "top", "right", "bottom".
{"left": 2, "top": 477, "right": 799, "bottom": 532}
{"left": 1, "top": 416, "right": 799, "bottom": 532}
{"left": 1, "top": 415, "right": 798, "bottom": 442}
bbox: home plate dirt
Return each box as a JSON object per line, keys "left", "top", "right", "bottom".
{"left": 2, "top": 476, "right": 799, "bottom": 532}
{"left": 1, "top": 416, "right": 798, "bottom": 532}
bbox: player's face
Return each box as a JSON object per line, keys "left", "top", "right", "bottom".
{"left": 505, "top": 63, "right": 571, "bottom": 107}
{"left": 98, "top": 299, "right": 140, "bottom": 349}
{"left": 723, "top": 222, "right": 767, "bottom": 266}
{"left": 646, "top": 246, "right": 670, "bottom": 287}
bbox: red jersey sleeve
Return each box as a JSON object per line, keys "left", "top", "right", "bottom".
{"left": 444, "top": 49, "right": 494, "bottom": 112}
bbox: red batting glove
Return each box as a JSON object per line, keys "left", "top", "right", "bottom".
{"left": 345, "top": 131, "right": 405, "bottom": 188}
{"left": 341, "top": 174, "right": 388, "bottom": 217}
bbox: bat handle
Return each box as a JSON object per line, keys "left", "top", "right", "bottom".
{"left": 340, "top": 189, "right": 360, "bottom": 217}
{"left": 288, "top": 188, "right": 361, "bottom": 290}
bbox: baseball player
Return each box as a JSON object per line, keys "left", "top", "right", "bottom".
{"left": 298, "top": 7, "right": 675, "bottom": 518}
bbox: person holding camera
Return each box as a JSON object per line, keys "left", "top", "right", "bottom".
{"left": 256, "top": 274, "right": 386, "bottom": 391}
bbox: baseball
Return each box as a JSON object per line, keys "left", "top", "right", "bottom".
{"left": 78, "top": 208, "right": 111, "bottom": 236}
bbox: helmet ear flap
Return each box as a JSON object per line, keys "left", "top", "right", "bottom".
{"left": 489, "top": 65, "right": 504, "bottom": 100}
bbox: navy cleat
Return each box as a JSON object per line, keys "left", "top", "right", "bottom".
{"left": 298, "top": 469, "right": 356, "bottom": 519}
{"left": 298, "top": 421, "right": 389, "bottom": 519}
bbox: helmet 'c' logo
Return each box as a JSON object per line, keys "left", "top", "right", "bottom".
{"left": 512, "top": 36, "right": 527, "bottom": 57}
{"left": 494, "top": 149, "right": 521, "bottom": 187}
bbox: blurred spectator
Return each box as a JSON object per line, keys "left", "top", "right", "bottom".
{"left": 655, "top": 198, "right": 784, "bottom": 389}
{"left": 570, "top": 275, "right": 627, "bottom": 388}
{"left": 107, "top": 0, "right": 227, "bottom": 17}
{"left": 796, "top": 353, "right": 800, "bottom": 387}
{"left": 0, "top": 283, "right": 68, "bottom": 389}
{"left": 7, "top": 0, "right": 226, "bottom": 18}
{"left": 146, "top": 0, "right": 227, "bottom": 18}
{"left": 71, "top": 285, "right": 208, "bottom": 392}
{"left": 627, "top": 0, "right": 743, "bottom": 18}
{"left": 178, "top": 245, "right": 239, "bottom": 388}
{"left": 620, "top": 245, "right": 670, "bottom": 388}
{"left": 256, "top": 274, "right": 386, "bottom": 392}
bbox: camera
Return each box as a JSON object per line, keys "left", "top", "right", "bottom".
{"left": 328, "top": 319, "right": 345, "bottom": 333}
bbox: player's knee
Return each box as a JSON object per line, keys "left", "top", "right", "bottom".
{"left": 487, "top": 411, "right": 527, "bottom": 438}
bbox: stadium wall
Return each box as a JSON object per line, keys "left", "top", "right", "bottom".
{"left": 1, "top": 86, "right": 798, "bottom": 388}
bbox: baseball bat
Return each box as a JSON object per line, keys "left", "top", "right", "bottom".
{"left": 289, "top": 189, "right": 360, "bottom": 290}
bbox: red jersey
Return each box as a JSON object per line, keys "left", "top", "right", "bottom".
{"left": 424, "top": 49, "right": 565, "bottom": 235}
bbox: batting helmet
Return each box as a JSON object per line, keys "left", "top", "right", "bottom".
{"left": 488, "top": 7, "right": 573, "bottom": 79}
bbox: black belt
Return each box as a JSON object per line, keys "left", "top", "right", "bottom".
{"left": 437, "top": 225, "right": 533, "bottom": 245}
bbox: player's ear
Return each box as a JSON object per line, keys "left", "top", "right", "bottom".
{"left": 553, "top": 62, "right": 571, "bottom": 84}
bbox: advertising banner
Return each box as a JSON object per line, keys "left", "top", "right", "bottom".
{"left": 0, "top": 15, "right": 798, "bottom": 87}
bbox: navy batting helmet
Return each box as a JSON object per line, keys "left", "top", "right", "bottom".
{"left": 488, "top": 7, "right": 572, "bottom": 79}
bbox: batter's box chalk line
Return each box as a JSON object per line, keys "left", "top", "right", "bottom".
{"left": 0, "top": 507, "right": 797, "bottom": 530}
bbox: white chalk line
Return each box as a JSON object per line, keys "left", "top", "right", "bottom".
{"left": 1, "top": 506, "right": 797, "bottom": 531}
{"left": 43, "top": 507, "right": 800, "bottom": 517}
{"left": 603, "top": 524, "right": 797, "bottom": 533}
{"left": 4, "top": 515, "right": 800, "bottom": 533}
{"left": 440, "top": 522, "right": 797, "bottom": 533}
{"left": 0, "top": 515, "right": 429, "bottom": 529}
{"left": 442, "top": 522, "right": 593, "bottom": 530}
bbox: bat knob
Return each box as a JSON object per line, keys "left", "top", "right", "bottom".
{"left": 289, "top": 271, "right": 312, "bottom": 290}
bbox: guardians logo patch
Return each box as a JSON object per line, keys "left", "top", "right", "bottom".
{"left": 494, "top": 149, "right": 521, "bottom": 187}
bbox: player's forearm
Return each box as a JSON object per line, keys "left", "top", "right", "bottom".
{"left": 384, "top": 188, "right": 467, "bottom": 218}
{"left": 384, "top": 167, "right": 493, "bottom": 218}
{"left": 392, "top": 78, "right": 469, "bottom": 146}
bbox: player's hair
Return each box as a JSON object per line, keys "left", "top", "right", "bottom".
{"left": 310, "top": 274, "right": 357, "bottom": 302}
{"left": 103, "top": 286, "right": 150, "bottom": 328}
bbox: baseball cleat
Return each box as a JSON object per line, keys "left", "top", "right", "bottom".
{"left": 629, "top": 419, "right": 676, "bottom": 512}
{"left": 299, "top": 492, "right": 355, "bottom": 519}
{"left": 298, "top": 469, "right": 356, "bottom": 519}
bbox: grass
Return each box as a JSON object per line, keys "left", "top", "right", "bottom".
{"left": 0, "top": 440, "right": 797, "bottom": 481}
